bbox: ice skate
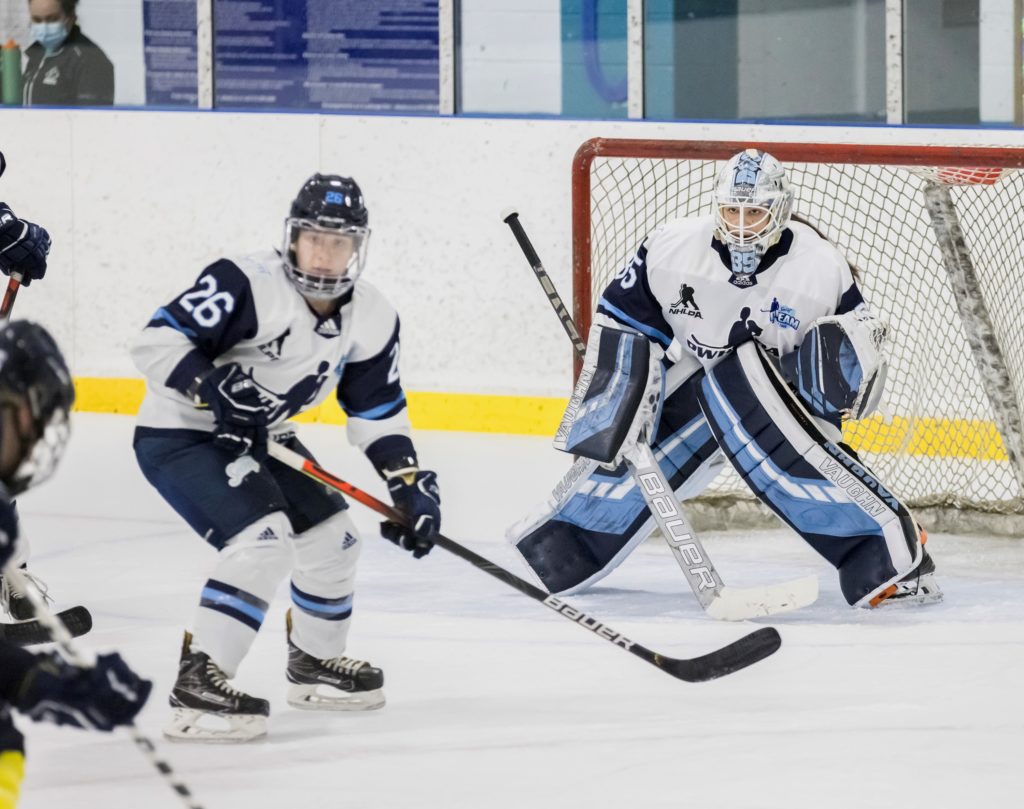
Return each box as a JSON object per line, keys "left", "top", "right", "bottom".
{"left": 285, "top": 611, "right": 385, "bottom": 711}
{"left": 873, "top": 547, "right": 942, "bottom": 607}
{"left": 0, "top": 567, "right": 52, "bottom": 621}
{"left": 164, "top": 631, "right": 269, "bottom": 743}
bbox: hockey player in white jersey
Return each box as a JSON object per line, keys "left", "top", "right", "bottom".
{"left": 132, "top": 174, "right": 441, "bottom": 742}
{"left": 510, "top": 149, "right": 939, "bottom": 610}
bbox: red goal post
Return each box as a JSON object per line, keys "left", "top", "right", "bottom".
{"left": 571, "top": 138, "right": 1024, "bottom": 531}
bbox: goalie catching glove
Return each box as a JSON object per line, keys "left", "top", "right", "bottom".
{"left": 781, "top": 309, "right": 888, "bottom": 422}
{"left": 379, "top": 457, "right": 441, "bottom": 558}
{"left": 554, "top": 323, "right": 664, "bottom": 465}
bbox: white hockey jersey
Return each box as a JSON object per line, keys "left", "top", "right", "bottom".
{"left": 132, "top": 250, "right": 412, "bottom": 459}
{"left": 597, "top": 215, "right": 866, "bottom": 373}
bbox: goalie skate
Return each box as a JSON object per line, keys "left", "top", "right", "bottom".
{"left": 286, "top": 613, "right": 385, "bottom": 711}
{"left": 872, "top": 548, "right": 943, "bottom": 608}
{"left": 164, "top": 631, "right": 269, "bottom": 743}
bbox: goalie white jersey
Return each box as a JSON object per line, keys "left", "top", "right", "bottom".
{"left": 598, "top": 215, "right": 866, "bottom": 372}
{"left": 131, "top": 249, "right": 411, "bottom": 455}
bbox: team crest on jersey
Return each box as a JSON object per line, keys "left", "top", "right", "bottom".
{"left": 668, "top": 283, "right": 702, "bottom": 318}
{"left": 761, "top": 298, "right": 800, "bottom": 330}
{"left": 258, "top": 328, "right": 291, "bottom": 360}
{"left": 43, "top": 67, "right": 60, "bottom": 86}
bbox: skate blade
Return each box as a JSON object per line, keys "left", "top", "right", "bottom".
{"left": 874, "top": 576, "right": 944, "bottom": 608}
{"left": 287, "top": 683, "right": 385, "bottom": 712}
{"left": 163, "top": 707, "right": 268, "bottom": 743}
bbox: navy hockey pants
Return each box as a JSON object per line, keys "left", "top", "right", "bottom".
{"left": 133, "top": 428, "right": 347, "bottom": 549}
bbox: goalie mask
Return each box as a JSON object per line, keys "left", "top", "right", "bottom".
{"left": 713, "top": 149, "right": 793, "bottom": 279}
{"left": 283, "top": 174, "right": 371, "bottom": 301}
{"left": 0, "top": 321, "right": 74, "bottom": 496}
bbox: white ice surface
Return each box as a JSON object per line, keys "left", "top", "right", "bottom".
{"left": 13, "top": 414, "right": 1024, "bottom": 809}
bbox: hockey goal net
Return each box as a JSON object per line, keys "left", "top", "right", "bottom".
{"left": 573, "top": 139, "right": 1024, "bottom": 534}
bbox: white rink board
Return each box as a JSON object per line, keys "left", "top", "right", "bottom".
{"left": 2, "top": 109, "right": 1024, "bottom": 399}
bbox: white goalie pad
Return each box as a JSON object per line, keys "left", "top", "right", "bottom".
{"left": 554, "top": 324, "right": 664, "bottom": 465}
{"left": 788, "top": 308, "right": 889, "bottom": 421}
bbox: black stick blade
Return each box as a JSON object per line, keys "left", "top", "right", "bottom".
{"left": 0, "top": 605, "right": 93, "bottom": 646}
{"left": 658, "top": 627, "right": 781, "bottom": 683}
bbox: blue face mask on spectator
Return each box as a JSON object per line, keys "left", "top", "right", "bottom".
{"left": 31, "top": 21, "right": 69, "bottom": 55}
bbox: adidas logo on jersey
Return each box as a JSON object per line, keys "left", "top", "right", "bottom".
{"left": 316, "top": 317, "right": 341, "bottom": 337}
{"left": 256, "top": 527, "right": 278, "bottom": 542}
{"left": 341, "top": 532, "right": 357, "bottom": 550}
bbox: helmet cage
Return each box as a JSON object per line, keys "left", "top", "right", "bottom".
{"left": 282, "top": 217, "right": 371, "bottom": 301}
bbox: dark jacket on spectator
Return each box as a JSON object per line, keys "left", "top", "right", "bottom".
{"left": 22, "top": 25, "right": 114, "bottom": 106}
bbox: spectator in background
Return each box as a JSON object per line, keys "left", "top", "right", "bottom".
{"left": 22, "top": 0, "right": 113, "bottom": 106}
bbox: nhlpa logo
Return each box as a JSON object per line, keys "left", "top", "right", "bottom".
{"left": 226, "top": 456, "right": 260, "bottom": 487}
{"left": 668, "top": 283, "right": 702, "bottom": 318}
{"left": 257, "top": 328, "right": 291, "bottom": 360}
{"left": 761, "top": 298, "right": 800, "bottom": 330}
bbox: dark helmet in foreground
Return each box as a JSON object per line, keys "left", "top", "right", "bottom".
{"left": 283, "top": 174, "right": 371, "bottom": 300}
{"left": 0, "top": 320, "right": 75, "bottom": 496}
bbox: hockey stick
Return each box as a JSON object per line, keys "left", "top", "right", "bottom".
{"left": 1, "top": 564, "right": 207, "bottom": 809}
{"left": 0, "top": 273, "right": 22, "bottom": 318}
{"left": 502, "top": 209, "right": 817, "bottom": 620}
{"left": 267, "top": 441, "right": 781, "bottom": 682}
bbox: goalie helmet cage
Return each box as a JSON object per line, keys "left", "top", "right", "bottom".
{"left": 572, "top": 139, "right": 1024, "bottom": 535}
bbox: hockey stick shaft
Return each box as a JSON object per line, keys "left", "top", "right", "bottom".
{"left": 0, "top": 274, "right": 22, "bottom": 319}
{"left": 266, "top": 441, "right": 780, "bottom": 681}
{"left": 502, "top": 210, "right": 587, "bottom": 357}
{"left": 4, "top": 566, "right": 206, "bottom": 807}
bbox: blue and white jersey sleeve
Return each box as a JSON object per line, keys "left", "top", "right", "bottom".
{"left": 595, "top": 236, "right": 675, "bottom": 349}
{"left": 338, "top": 282, "right": 414, "bottom": 470}
{"left": 131, "top": 259, "right": 259, "bottom": 396}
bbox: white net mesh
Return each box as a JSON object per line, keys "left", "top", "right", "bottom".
{"left": 577, "top": 142, "right": 1024, "bottom": 526}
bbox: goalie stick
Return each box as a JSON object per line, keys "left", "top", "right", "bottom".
{"left": 502, "top": 209, "right": 818, "bottom": 621}
{"left": 267, "top": 441, "right": 781, "bottom": 682}
{"left": 2, "top": 564, "right": 207, "bottom": 809}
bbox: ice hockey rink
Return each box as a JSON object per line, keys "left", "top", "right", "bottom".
{"left": 11, "top": 413, "right": 1024, "bottom": 809}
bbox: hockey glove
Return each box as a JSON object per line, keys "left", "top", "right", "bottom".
{"left": 0, "top": 204, "right": 50, "bottom": 285}
{"left": 380, "top": 466, "right": 441, "bottom": 559}
{"left": 16, "top": 652, "right": 152, "bottom": 732}
{"left": 197, "top": 363, "right": 269, "bottom": 460}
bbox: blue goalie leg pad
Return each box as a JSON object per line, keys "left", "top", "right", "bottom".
{"left": 698, "top": 342, "right": 920, "bottom": 605}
